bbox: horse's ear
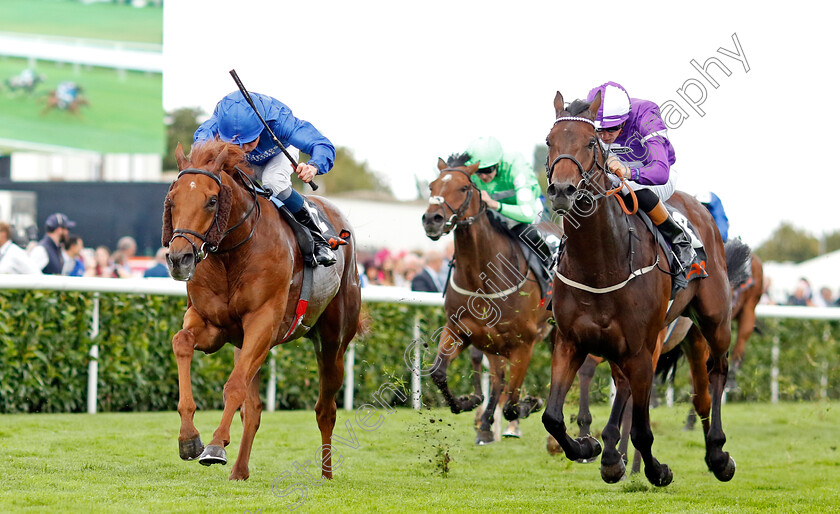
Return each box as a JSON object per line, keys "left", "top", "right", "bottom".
{"left": 554, "top": 91, "right": 565, "bottom": 117}
{"left": 465, "top": 163, "right": 480, "bottom": 176}
{"left": 437, "top": 158, "right": 447, "bottom": 171}
{"left": 213, "top": 146, "right": 229, "bottom": 172}
{"left": 586, "top": 91, "right": 602, "bottom": 121}
{"left": 175, "top": 143, "right": 188, "bottom": 170}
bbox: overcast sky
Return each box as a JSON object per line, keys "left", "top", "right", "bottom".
{"left": 163, "top": 0, "right": 840, "bottom": 248}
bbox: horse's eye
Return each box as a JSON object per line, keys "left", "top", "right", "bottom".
{"left": 588, "top": 138, "right": 597, "bottom": 148}
{"left": 461, "top": 186, "right": 470, "bottom": 192}
{"left": 545, "top": 138, "right": 550, "bottom": 148}
{"left": 207, "top": 196, "right": 218, "bottom": 208}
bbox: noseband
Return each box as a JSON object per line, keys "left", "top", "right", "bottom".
{"left": 428, "top": 167, "right": 487, "bottom": 228}
{"left": 169, "top": 167, "right": 261, "bottom": 264}
{"left": 546, "top": 116, "right": 612, "bottom": 204}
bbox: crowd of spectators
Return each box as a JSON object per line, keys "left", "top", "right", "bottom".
{"left": 0, "top": 212, "right": 171, "bottom": 279}
{"left": 358, "top": 241, "right": 453, "bottom": 292}
{"left": 776, "top": 278, "right": 840, "bottom": 307}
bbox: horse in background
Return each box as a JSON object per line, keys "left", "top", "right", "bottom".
{"left": 3, "top": 69, "right": 44, "bottom": 95}
{"left": 422, "top": 154, "right": 560, "bottom": 444}
{"left": 41, "top": 82, "right": 88, "bottom": 115}
{"left": 164, "top": 140, "right": 362, "bottom": 480}
{"left": 543, "top": 90, "right": 742, "bottom": 487}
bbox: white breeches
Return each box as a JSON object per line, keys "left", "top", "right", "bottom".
{"left": 251, "top": 147, "right": 298, "bottom": 195}
{"left": 622, "top": 168, "right": 677, "bottom": 202}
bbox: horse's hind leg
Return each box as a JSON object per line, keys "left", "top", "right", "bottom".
{"left": 542, "top": 337, "right": 600, "bottom": 462}
{"left": 230, "top": 348, "right": 263, "bottom": 481}
{"left": 172, "top": 308, "right": 222, "bottom": 461}
{"left": 502, "top": 342, "right": 541, "bottom": 421}
{"left": 683, "top": 326, "right": 712, "bottom": 434}
{"left": 475, "top": 354, "right": 505, "bottom": 444}
{"left": 576, "top": 355, "right": 600, "bottom": 437}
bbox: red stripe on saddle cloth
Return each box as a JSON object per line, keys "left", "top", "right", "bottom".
{"left": 280, "top": 300, "right": 309, "bottom": 343}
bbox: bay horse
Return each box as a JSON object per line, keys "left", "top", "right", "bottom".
{"left": 164, "top": 140, "right": 361, "bottom": 481}
{"left": 41, "top": 88, "right": 88, "bottom": 115}
{"left": 422, "top": 155, "right": 558, "bottom": 444}
{"left": 542, "top": 90, "right": 737, "bottom": 486}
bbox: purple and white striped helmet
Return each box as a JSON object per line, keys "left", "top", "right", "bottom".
{"left": 586, "top": 81, "right": 631, "bottom": 129}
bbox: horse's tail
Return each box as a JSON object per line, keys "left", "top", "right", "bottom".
{"left": 655, "top": 346, "right": 683, "bottom": 384}
{"left": 356, "top": 305, "right": 372, "bottom": 339}
{"left": 724, "top": 238, "right": 752, "bottom": 289}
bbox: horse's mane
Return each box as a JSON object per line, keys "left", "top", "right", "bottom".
{"left": 446, "top": 152, "right": 471, "bottom": 168}
{"left": 189, "top": 139, "right": 250, "bottom": 175}
{"left": 566, "top": 99, "right": 591, "bottom": 117}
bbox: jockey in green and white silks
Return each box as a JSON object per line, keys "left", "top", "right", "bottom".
{"left": 465, "top": 136, "right": 552, "bottom": 271}
{"left": 465, "top": 136, "right": 542, "bottom": 225}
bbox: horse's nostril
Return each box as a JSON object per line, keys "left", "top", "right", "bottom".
{"left": 564, "top": 185, "right": 576, "bottom": 197}
{"left": 433, "top": 214, "right": 444, "bottom": 223}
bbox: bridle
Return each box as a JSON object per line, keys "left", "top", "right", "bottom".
{"left": 546, "top": 116, "right": 612, "bottom": 202}
{"left": 546, "top": 116, "right": 637, "bottom": 215}
{"left": 428, "top": 167, "right": 487, "bottom": 229}
{"left": 169, "top": 166, "right": 261, "bottom": 264}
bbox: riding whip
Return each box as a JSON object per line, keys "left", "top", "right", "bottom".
{"left": 228, "top": 69, "right": 319, "bottom": 191}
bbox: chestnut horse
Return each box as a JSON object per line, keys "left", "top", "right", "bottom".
{"left": 41, "top": 88, "right": 88, "bottom": 115}
{"left": 542, "top": 91, "right": 737, "bottom": 487}
{"left": 164, "top": 140, "right": 361, "bottom": 481}
{"left": 422, "top": 155, "right": 558, "bottom": 444}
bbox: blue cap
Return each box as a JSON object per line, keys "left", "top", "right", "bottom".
{"left": 45, "top": 213, "right": 75, "bottom": 231}
{"left": 215, "top": 91, "right": 265, "bottom": 145}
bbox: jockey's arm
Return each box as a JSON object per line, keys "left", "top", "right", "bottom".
{"left": 495, "top": 154, "right": 541, "bottom": 224}
{"left": 193, "top": 118, "right": 217, "bottom": 144}
{"left": 625, "top": 135, "right": 671, "bottom": 186}
{"left": 274, "top": 113, "right": 335, "bottom": 175}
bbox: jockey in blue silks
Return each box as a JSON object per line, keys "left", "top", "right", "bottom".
{"left": 695, "top": 191, "right": 729, "bottom": 242}
{"left": 195, "top": 91, "right": 338, "bottom": 266}
{"left": 588, "top": 81, "right": 696, "bottom": 287}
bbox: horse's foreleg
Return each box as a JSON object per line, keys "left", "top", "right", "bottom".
{"left": 230, "top": 348, "right": 262, "bottom": 481}
{"left": 476, "top": 354, "right": 505, "bottom": 444}
{"left": 624, "top": 354, "right": 673, "bottom": 487}
{"left": 201, "top": 311, "right": 273, "bottom": 468}
{"left": 172, "top": 309, "right": 221, "bottom": 461}
{"left": 728, "top": 300, "right": 757, "bottom": 391}
{"left": 542, "top": 337, "right": 597, "bottom": 462}
{"left": 430, "top": 326, "right": 479, "bottom": 414}
{"left": 575, "top": 355, "right": 600, "bottom": 437}
{"left": 502, "top": 343, "right": 541, "bottom": 422}
{"left": 600, "top": 363, "right": 632, "bottom": 481}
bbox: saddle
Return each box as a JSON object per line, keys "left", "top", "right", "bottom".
{"left": 486, "top": 210, "right": 560, "bottom": 303}
{"left": 637, "top": 204, "right": 708, "bottom": 299}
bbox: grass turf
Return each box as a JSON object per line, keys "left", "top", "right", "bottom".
{"left": 0, "top": 0, "right": 162, "bottom": 44}
{"left": 0, "top": 402, "right": 837, "bottom": 512}
{"left": 0, "top": 57, "right": 163, "bottom": 154}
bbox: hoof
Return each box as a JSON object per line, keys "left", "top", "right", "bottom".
{"left": 713, "top": 456, "right": 736, "bottom": 482}
{"left": 198, "top": 445, "right": 227, "bottom": 466}
{"left": 502, "top": 422, "right": 521, "bottom": 438}
{"left": 454, "top": 393, "right": 483, "bottom": 414}
{"left": 647, "top": 463, "right": 673, "bottom": 487}
{"left": 229, "top": 469, "right": 249, "bottom": 481}
{"left": 546, "top": 435, "right": 563, "bottom": 455}
{"left": 179, "top": 436, "right": 204, "bottom": 461}
{"left": 475, "top": 429, "right": 495, "bottom": 445}
{"left": 601, "top": 457, "right": 626, "bottom": 483}
{"left": 575, "top": 435, "right": 602, "bottom": 460}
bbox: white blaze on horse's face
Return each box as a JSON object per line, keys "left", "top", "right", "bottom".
{"left": 429, "top": 196, "right": 445, "bottom": 205}
{"left": 441, "top": 174, "right": 452, "bottom": 182}
{"left": 190, "top": 181, "right": 196, "bottom": 190}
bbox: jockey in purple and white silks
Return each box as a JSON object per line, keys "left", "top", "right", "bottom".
{"left": 587, "top": 81, "right": 696, "bottom": 287}
{"left": 195, "top": 91, "right": 338, "bottom": 266}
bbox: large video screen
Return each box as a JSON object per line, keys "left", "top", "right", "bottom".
{"left": 0, "top": 0, "right": 163, "bottom": 154}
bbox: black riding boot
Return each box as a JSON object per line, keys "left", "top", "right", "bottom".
{"left": 657, "top": 213, "right": 696, "bottom": 286}
{"left": 293, "top": 201, "right": 337, "bottom": 267}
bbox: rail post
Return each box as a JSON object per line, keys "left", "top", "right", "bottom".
{"left": 343, "top": 341, "right": 355, "bottom": 411}
{"left": 87, "top": 293, "right": 99, "bottom": 414}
